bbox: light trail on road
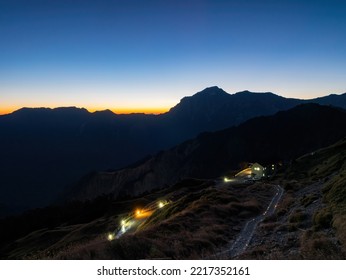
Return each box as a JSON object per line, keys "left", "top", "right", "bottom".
{"left": 212, "top": 184, "right": 284, "bottom": 259}
{"left": 107, "top": 200, "right": 170, "bottom": 241}
{"left": 229, "top": 184, "right": 284, "bottom": 258}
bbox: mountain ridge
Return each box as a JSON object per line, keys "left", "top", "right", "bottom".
{"left": 3, "top": 87, "right": 346, "bottom": 117}
{"left": 68, "top": 103, "right": 346, "bottom": 202}
{"left": 1, "top": 87, "right": 346, "bottom": 214}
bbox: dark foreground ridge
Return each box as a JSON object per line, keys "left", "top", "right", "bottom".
{"left": 1, "top": 137, "right": 345, "bottom": 259}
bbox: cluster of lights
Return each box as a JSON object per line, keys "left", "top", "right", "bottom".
{"left": 120, "top": 219, "right": 129, "bottom": 234}
{"left": 107, "top": 200, "right": 170, "bottom": 241}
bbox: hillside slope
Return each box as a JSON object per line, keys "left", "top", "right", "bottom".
{"left": 1, "top": 139, "right": 346, "bottom": 259}
{"left": 70, "top": 104, "right": 346, "bottom": 202}
{"left": 242, "top": 138, "right": 346, "bottom": 259}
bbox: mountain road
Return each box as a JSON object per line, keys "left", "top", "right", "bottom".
{"left": 213, "top": 184, "right": 284, "bottom": 258}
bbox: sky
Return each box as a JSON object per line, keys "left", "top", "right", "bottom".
{"left": 1, "top": 0, "right": 346, "bottom": 114}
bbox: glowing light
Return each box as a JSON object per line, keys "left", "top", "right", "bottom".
{"left": 158, "top": 200, "right": 169, "bottom": 208}
{"left": 121, "top": 219, "right": 126, "bottom": 226}
{"left": 135, "top": 209, "right": 153, "bottom": 219}
{"left": 121, "top": 225, "right": 126, "bottom": 233}
{"left": 224, "top": 177, "right": 235, "bottom": 182}
{"left": 235, "top": 168, "right": 252, "bottom": 177}
{"left": 107, "top": 233, "right": 115, "bottom": 241}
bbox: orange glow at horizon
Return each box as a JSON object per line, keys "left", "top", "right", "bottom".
{"left": 0, "top": 107, "right": 18, "bottom": 115}
{"left": 105, "top": 107, "right": 169, "bottom": 115}
{"left": 0, "top": 106, "right": 170, "bottom": 116}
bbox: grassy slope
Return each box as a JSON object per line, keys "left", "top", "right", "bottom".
{"left": 4, "top": 179, "right": 274, "bottom": 260}
{"left": 104, "top": 182, "right": 274, "bottom": 260}
{"left": 238, "top": 138, "right": 346, "bottom": 260}
{"left": 285, "top": 138, "right": 346, "bottom": 255}
{"left": 3, "top": 138, "right": 345, "bottom": 260}
{"left": 290, "top": 138, "right": 346, "bottom": 248}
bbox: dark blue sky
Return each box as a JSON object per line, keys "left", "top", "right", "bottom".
{"left": 1, "top": 0, "right": 346, "bottom": 113}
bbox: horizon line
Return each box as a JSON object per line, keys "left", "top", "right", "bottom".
{"left": 1, "top": 88, "right": 345, "bottom": 116}
{"left": 0, "top": 107, "right": 170, "bottom": 116}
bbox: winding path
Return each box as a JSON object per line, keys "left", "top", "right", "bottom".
{"left": 215, "top": 184, "right": 284, "bottom": 258}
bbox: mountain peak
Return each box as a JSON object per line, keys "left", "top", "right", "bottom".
{"left": 168, "top": 86, "right": 230, "bottom": 115}
{"left": 8, "top": 107, "right": 90, "bottom": 120}
{"left": 234, "top": 90, "right": 276, "bottom": 96}
{"left": 92, "top": 109, "right": 116, "bottom": 116}
{"left": 195, "top": 86, "right": 229, "bottom": 96}
{"left": 13, "top": 106, "right": 89, "bottom": 114}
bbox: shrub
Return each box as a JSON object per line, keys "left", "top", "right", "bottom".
{"left": 313, "top": 208, "right": 333, "bottom": 229}
{"left": 300, "top": 231, "right": 344, "bottom": 259}
{"left": 289, "top": 210, "right": 307, "bottom": 223}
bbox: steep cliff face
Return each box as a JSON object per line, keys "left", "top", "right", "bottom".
{"left": 69, "top": 141, "right": 201, "bottom": 201}
{"left": 69, "top": 104, "right": 346, "bottom": 202}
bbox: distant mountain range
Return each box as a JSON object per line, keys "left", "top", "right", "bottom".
{"left": 68, "top": 103, "right": 346, "bottom": 202}
{"left": 1, "top": 86, "right": 346, "bottom": 214}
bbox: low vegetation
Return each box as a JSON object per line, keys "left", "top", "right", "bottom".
{"left": 300, "top": 230, "right": 342, "bottom": 259}
{"left": 241, "top": 138, "right": 346, "bottom": 259}
{"left": 287, "top": 139, "right": 346, "bottom": 251}
{"left": 2, "top": 138, "right": 346, "bottom": 260}
{"left": 56, "top": 182, "right": 274, "bottom": 259}
{"left": 0, "top": 179, "right": 274, "bottom": 259}
{"left": 323, "top": 168, "right": 346, "bottom": 248}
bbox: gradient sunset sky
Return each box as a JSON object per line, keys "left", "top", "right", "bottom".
{"left": 1, "top": 0, "right": 346, "bottom": 115}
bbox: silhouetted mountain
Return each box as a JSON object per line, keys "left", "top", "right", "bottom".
{"left": 312, "top": 93, "right": 346, "bottom": 108}
{"left": 161, "top": 87, "right": 346, "bottom": 144}
{"left": 160, "top": 87, "right": 301, "bottom": 144}
{"left": 0, "top": 107, "right": 156, "bottom": 214}
{"left": 1, "top": 87, "right": 346, "bottom": 215}
{"left": 69, "top": 104, "right": 346, "bottom": 201}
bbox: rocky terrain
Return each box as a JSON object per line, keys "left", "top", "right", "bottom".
{"left": 240, "top": 138, "right": 346, "bottom": 259}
